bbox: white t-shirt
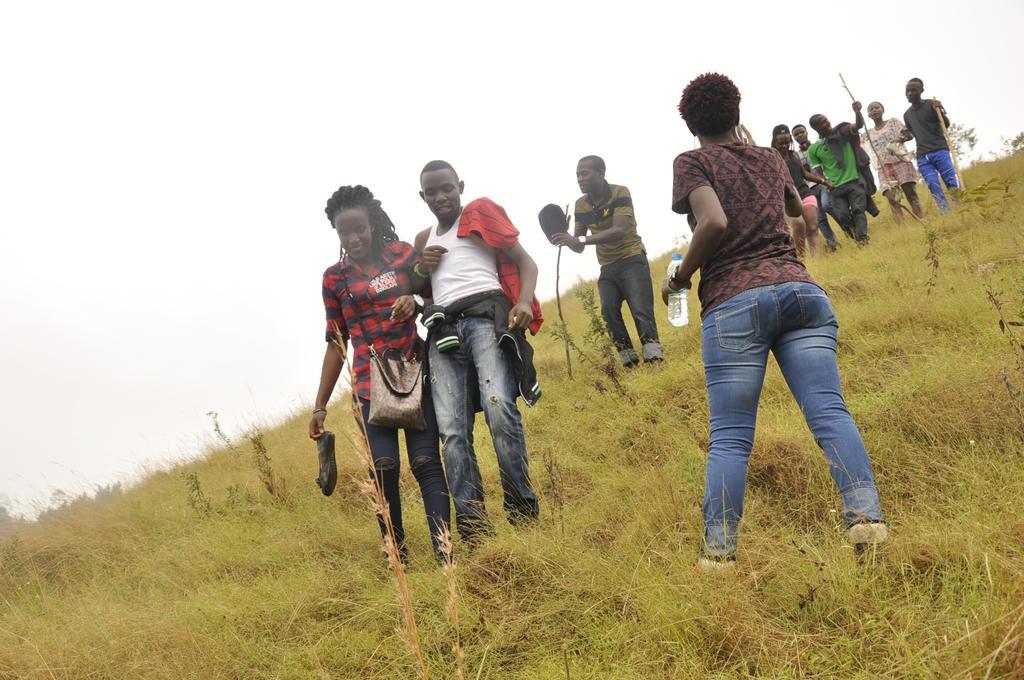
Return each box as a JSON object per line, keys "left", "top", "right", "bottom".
{"left": 424, "top": 210, "right": 502, "bottom": 307}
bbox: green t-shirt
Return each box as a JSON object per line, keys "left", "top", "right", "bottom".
{"left": 573, "top": 184, "right": 645, "bottom": 266}
{"left": 808, "top": 139, "right": 860, "bottom": 187}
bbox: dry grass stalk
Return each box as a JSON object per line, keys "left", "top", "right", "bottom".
{"left": 438, "top": 527, "right": 466, "bottom": 680}
{"left": 248, "top": 430, "right": 286, "bottom": 501}
{"left": 333, "top": 326, "right": 427, "bottom": 678}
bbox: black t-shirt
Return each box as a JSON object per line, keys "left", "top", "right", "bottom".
{"left": 784, "top": 152, "right": 811, "bottom": 198}
{"left": 903, "top": 102, "right": 949, "bottom": 157}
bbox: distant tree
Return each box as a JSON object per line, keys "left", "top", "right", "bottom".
{"left": 948, "top": 123, "right": 978, "bottom": 161}
{"left": 0, "top": 505, "right": 11, "bottom": 524}
{"left": 1002, "top": 132, "right": 1024, "bottom": 156}
{"left": 94, "top": 482, "right": 123, "bottom": 501}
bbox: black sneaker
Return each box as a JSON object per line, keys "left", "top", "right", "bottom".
{"left": 315, "top": 431, "right": 337, "bottom": 496}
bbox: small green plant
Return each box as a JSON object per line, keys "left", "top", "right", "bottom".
{"left": 550, "top": 287, "right": 629, "bottom": 397}
{"left": 956, "top": 176, "right": 1017, "bottom": 222}
{"left": 180, "top": 471, "right": 211, "bottom": 517}
{"left": 206, "top": 411, "right": 236, "bottom": 453}
{"left": 224, "top": 483, "right": 251, "bottom": 510}
{"left": 985, "top": 280, "right": 1024, "bottom": 427}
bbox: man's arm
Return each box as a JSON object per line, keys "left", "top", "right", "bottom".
{"left": 411, "top": 227, "right": 444, "bottom": 293}
{"left": 504, "top": 241, "right": 538, "bottom": 331}
{"left": 802, "top": 166, "right": 835, "bottom": 190}
{"left": 851, "top": 100, "right": 865, "bottom": 133}
{"left": 899, "top": 111, "right": 916, "bottom": 142}
{"left": 932, "top": 99, "right": 950, "bottom": 127}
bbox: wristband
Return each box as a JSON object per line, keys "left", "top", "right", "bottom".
{"left": 312, "top": 408, "right": 327, "bottom": 416}
{"left": 413, "top": 262, "right": 430, "bottom": 279}
{"left": 668, "top": 276, "right": 691, "bottom": 292}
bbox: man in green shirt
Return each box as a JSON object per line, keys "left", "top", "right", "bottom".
{"left": 550, "top": 155, "right": 662, "bottom": 366}
{"left": 808, "top": 101, "right": 869, "bottom": 244}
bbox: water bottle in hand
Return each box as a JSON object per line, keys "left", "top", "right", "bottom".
{"left": 666, "top": 253, "right": 688, "bottom": 327}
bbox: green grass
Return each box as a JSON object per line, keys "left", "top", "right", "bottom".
{"left": 3, "top": 155, "right": 1024, "bottom": 678}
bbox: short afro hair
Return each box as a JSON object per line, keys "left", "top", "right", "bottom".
{"left": 677, "top": 72, "right": 741, "bottom": 137}
{"left": 908, "top": 77, "right": 924, "bottom": 87}
{"left": 578, "top": 155, "right": 605, "bottom": 173}
{"left": 420, "top": 159, "right": 459, "bottom": 180}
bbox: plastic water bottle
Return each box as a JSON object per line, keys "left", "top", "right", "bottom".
{"left": 667, "top": 253, "right": 688, "bottom": 327}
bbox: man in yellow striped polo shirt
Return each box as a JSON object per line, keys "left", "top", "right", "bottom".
{"left": 550, "top": 155, "right": 663, "bottom": 367}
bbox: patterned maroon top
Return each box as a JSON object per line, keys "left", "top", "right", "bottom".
{"left": 672, "top": 143, "right": 816, "bottom": 317}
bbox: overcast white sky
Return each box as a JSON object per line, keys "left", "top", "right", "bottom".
{"left": 1, "top": 1, "right": 1021, "bottom": 515}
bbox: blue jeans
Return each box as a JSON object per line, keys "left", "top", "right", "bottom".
{"left": 429, "top": 316, "right": 538, "bottom": 540}
{"left": 700, "top": 282, "right": 884, "bottom": 558}
{"left": 812, "top": 185, "right": 840, "bottom": 250}
{"left": 917, "top": 149, "right": 959, "bottom": 213}
{"left": 598, "top": 253, "right": 660, "bottom": 351}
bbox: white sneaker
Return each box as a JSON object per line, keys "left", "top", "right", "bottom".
{"left": 698, "top": 555, "right": 736, "bottom": 573}
{"left": 848, "top": 522, "right": 888, "bottom": 546}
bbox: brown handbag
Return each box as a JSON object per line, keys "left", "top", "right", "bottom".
{"left": 366, "top": 347, "right": 426, "bottom": 430}
{"left": 344, "top": 273, "right": 427, "bottom": 431}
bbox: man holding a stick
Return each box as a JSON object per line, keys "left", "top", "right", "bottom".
{"left": 551, "top": 155, "right": 663, "bottom": 367}
{"left": 808, "top": 102, "right": 871, "bottom": 245}
{"left": 900, "top": 77, "right": 960, "bottom": 213}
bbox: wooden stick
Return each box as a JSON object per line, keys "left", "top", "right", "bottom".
{"left": 557, "top": 204, "right": 573, "bottom": 380}
{"left": 932, "top": 96, "right": 965, "bottom": 190}
{"left": 838, "top": 72, "right": 886, "bottom": 174}
{"left": 839, "top": 73, "right": 928, "bottom": 224}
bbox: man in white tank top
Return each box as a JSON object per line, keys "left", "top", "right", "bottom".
{"left": 412, "top": 160, "right": 540, "bottom": 543}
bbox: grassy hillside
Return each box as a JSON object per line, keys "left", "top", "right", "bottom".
{"left": 3, "top": 155, "right": 1024, "bottom": 678}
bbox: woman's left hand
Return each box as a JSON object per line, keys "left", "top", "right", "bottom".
{"left": 391, "top": 295, "right": 416, "bottom": 322}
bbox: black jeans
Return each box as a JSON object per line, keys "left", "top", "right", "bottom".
{"left": 358, "top": 389, "right": 451, "bottom": 559}
{"left": 831, "top": 181, "right": 869, "bottom": 243}
{"left": 597, "top": 253, "right": 660, "bottom": 351}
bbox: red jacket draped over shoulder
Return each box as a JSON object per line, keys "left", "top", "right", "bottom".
{"left": 456, "top": 197, "right": 543, "bottom": 335}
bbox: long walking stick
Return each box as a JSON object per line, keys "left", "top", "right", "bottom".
{"left": 932, "top": 96, "right": 965, "bottom": 190}
{"left": 839, "top": 72, "right": 926, "bottom": 225}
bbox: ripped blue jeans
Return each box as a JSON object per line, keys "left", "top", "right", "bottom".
{"left": 429, "top": 316, "right": 538, "bottom": 540}
{"left": 700, "top": 282, "right": 884, "bottom": 558}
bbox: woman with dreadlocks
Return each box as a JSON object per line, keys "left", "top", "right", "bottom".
{"left": 668, "top": 73, "right": 886, "bottom": 572}
{"left": 310, "top": 185, "right": 451, "bottom": 565}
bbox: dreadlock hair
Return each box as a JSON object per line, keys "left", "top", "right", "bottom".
{"left": 324, "top": 185, "right": 399, "bottom": 257}
{"left": 677, "top": 72, "right": 741, "bottom": 137}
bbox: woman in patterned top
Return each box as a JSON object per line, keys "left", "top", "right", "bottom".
{"left": 310, "top": 185, "right": 450, "bottom": 565}
{"left": 667, "top": 73, "right": 887, "bottom": 571}
{"left": 863, "top": 101, "right": 923, "bottom": 224}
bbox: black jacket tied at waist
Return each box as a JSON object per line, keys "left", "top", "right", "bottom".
{"left": 423, "top": 290, "right": 542, "bottom": 408}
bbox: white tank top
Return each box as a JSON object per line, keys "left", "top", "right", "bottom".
{"left": 424, "top": 211, "right": 502, "bottom": 307}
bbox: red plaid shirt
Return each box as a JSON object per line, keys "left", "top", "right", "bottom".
{"left": 322, "top": 240, "right": 422, "bottom": 401}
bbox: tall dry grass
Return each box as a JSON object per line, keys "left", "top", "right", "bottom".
{"left": 1, "top": 155, "right": 1023, "bottom": 677}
